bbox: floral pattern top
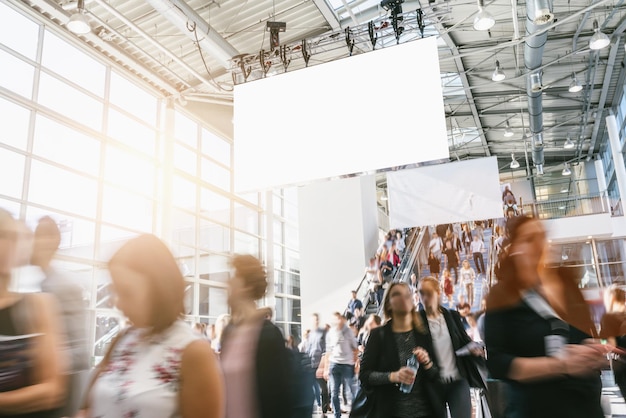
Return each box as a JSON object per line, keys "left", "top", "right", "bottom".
{"left": 90, "top": 320, "right": 200, "bottom": 418}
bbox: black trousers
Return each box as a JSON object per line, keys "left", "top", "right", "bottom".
{"left": 316, "top": 377, "right": 330, "bottom": 411}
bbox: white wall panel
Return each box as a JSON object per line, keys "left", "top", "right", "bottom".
{"left": 387, "top": 157, "right": 503, "bottom": 228}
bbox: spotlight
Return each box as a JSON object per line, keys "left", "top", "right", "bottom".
{"left": 510, "top": 153, "right": 520, "bottom": 169}
{"left": 590, "top": 20, "right": 610, "bottom": 50}
{"left": 568, "top": 73, "right": 583, "bottom": 93}
{"left": 67, "top": 0, "right": 91, "bottom": 34}
{"left": 504, "top": 121, "right": 514, "bottom": 138}
{"left": 492, "top": 60, "right": 506, "bottom": 81}
{"left": 473, "top": 0, "right": 495, "bottom": 31}
{"left": 562, "top": 163, "right": 572, "bottom": 176}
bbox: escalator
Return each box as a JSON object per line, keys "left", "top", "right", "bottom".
{"left": 354, "top": 221, "right": 501, "bottom": 318}
{"left": 354, "top": 227, "right": 430, "bottom": 318}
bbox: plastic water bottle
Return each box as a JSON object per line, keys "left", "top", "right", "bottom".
{"left": 399, "top": 355, "right": 419, "bottom": 394}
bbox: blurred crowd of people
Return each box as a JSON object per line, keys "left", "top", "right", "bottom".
{"left": 5, "top": 199, "right": 626, "bottom": 418}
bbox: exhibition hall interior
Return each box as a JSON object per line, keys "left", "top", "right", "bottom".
{"left": 6, "top": 0, "right": 626, "bottom": 417}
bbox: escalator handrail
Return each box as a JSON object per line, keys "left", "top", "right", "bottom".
{"left": 355, "top": 227, "right": 424, "bottom": 315}
{"left": 376, "top": 227, "right": 430, "bottom": 318}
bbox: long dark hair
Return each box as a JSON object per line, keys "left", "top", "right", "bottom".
{"left": 494, "top": 215, "right": 536, "bottom": 284}
{"left": 382, "top": 282, "right": 425, "bottom": 333}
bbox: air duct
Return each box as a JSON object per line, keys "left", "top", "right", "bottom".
{"left": 525, "top": 0, "right": 552, "bottom": 169}
{"left": 144, "top": 0, "right": 239, "bottom": 68}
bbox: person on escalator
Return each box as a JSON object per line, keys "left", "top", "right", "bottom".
{"left": 389, "top": 242, "right": 401, "bottom": 268}
{"left": 396, "top": 230, "right": 406, "bottom": 257}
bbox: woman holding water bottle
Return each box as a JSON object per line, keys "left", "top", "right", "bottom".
{"left": 359, "top": 282, "right": 445, "bottom": 418}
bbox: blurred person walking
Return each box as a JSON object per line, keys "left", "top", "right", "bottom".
{"left": 305, "top": 313, "right": 330, "bottom": 414}
{"left": 600, "top": 284, "right": 626, "bottom": 400}
{"left": 418, "top": 277, "right": 487, "bottom": 418}
{"left": 221, "top": 254, "right": 309, "bottom": 418}
{"left": 31, "top": 216, "right": 89, "bottom": 417}
{"left": 0, "top": 208, "right": 67, "bottom": 417}
{"left": 357, "top": 282, "right": 445, "bottom": 418}
{"left": 324, "top": 312, "right": 358, "bottom": 418}
{"left": 80, "top": 234, "right": 224, "bottom": 418}
{"left": 485, "top": 216, "right": 608, "bottom": 418}
{"left": 459, "top": 260, "right": 476, "bottom": 308}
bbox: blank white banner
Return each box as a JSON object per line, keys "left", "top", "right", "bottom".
{"left": 387, "top": 157, "right": 503, "bottom": 228}
{"left": 233, "top": 36, "right": 448, "bottom": 192}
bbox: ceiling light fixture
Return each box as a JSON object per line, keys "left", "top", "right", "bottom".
{"left": 504, "top": 121, "right": 514, "bottom": 137}
{"left": 563, "top": 135, "right": 575, "bottom": 149}
{"left": 560, "top": 187, "right": 568, "bottom": 193}
{"left": 529, "top": 72, "right": 543, "bottom": 92}
{"left": 590, "top": 19, "right": 610, "bottom": 50}
{"left": 67, "top": 0, "right": 91, "bottom": 34}
{"left": 510, "top": 153, "right": 520, "bottom": 169}
{"left": 568, "top": 72, "right": 583, "bottom": 93}
{"left": 530, "top": 0, "right": 555, "bottom": 25}
{"left": 492, "top": 60, "right": 506, "bottom": 81}
{"left": 473, "top": 0, "right": 495, "bottom": 31}
{"left": 562, "top": 163, "right": 572, "bottom": 176}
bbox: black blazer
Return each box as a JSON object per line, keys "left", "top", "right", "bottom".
{"left": 420, "top": 308, "right": 487, "bottom": 389}
{"left": 222, "top": 319, "right": 292, "bottom": 418}
{"left": 359, "top": 320, "right": 446, "bottom": 418}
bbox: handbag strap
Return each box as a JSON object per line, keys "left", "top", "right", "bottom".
{"left": 522, "top": 289, "right": 569, "bottom": 334}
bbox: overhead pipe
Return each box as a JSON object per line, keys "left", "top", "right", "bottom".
{"left": 92, "top": 0, "right": 227, "bottom": 93}
{"left": 144, "top": 0, "right": 239, "bottom": 68}
{"left": 524, "top": 0, "right": 553, "bottom": 173}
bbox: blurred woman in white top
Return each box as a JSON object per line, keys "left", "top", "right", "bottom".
{"left": 80, "top": 234, "right": 224, "bottom": 418}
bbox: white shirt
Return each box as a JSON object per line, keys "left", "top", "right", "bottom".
{"left": 427, "top": 314, "right": 460, "bottom": 380}
{"left": 470, "top": 240, "right": 484, "bottom": 254}
{"left": 429, "top": 238, "right": 442, "bottom": 253}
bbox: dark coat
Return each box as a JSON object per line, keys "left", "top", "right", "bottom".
{"left": 359, "top": 320, "right": 446, "bottom": 418}
{"left": 222, "top": 319, "right": 293, "bottom": 418}
{"left": 419, "top": 308, "right": 487, "bottom": 389}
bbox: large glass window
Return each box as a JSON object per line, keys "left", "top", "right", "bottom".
{"left": 33, "top": 115, "right": 100, "bottom": 176}
{"left": 38, "top": 72, "right": 103, "bottom": 131}
{"left": 202, "top": 128, "right": 231, "bottom": 166}
{"left": 0, "top": 48, "right": 34, "bottom": 98}
{"left": 28, "top": 159, "right": 98, "bottom": 218}
{"left": 107, "top": 109, "right": 156, "bottom": 156}
{"left": 101, "top": 186, "right": 153, "bottom": 232}
{"left": 0, "top": 148, "right": 24, "bottom": 199}
{"left": 104, "top": 145, "right": 155, "bottom": 197}
{"left": 0, "top": 2, "right": 39, "bottom": 60}
{"left": 0, "top": 98, "right": 30, "bottom": 151}
{"left": 109, "top": 72, "right": 157, "bottom": 126}
{"left": 0, "top": 20, "right": 301, "bottom": 363}
{"left": 42, "top": 31, "right": 105, "bottom": 96}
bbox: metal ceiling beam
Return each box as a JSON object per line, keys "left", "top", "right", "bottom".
{"left": 448, "top": 105, "right": 583, "bottom": 118}
{"left": 587, "top": 15, "right": 626, "bottom": 157}
{"left": 439, "top": 33, "right": 490, "bottom": 157}
{"left": 91, "top": 0, "right": 227, "bottom": 94}
{"left": 312, "top": 0, "right": 341, "bottom": 31}
{"left": 19, "top": 0, "right": 178, "bottom": 95}
{"left": 145, "top": 0, "right": 238, "bottom": 68}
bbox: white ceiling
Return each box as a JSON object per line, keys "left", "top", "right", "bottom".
{"left": 14, "top": 0, "right": 626, "bottom": 191}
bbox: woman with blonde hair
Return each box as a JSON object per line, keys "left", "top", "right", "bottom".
{"left": 81, "top": 234, "right": 224, "bottom": 418}
{"left": 0, "top": 208, "right": 67, "bottom": 417}
{"left": 358, "top": 282, "right": 444, "bottom": 418}
{"left": 417, "top": 276, "right": 486, "bottom": 418}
